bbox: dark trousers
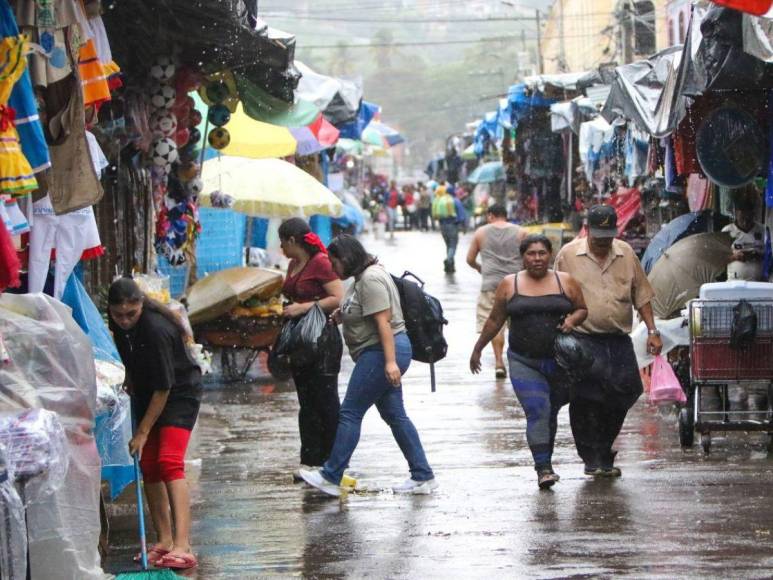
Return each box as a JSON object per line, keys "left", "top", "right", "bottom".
{"left": 292, "top": 366, "right": 340, "bottom": 466}
{"left": 418, "top": 208, "right": 430, "bottom": 231}
{"left": 569, "top": 398, "right": 629, "bottom": 469}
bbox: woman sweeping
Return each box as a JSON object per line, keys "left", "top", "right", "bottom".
{"left": 109, "top": 278, "right": 201, "bottom": 570}
{"left": 279, "top": 218, "right": 345, "bottom": 478}
{"left": 470, "top": 235, "right": 587, "bottom": 489}
{"left": 300, "top": 235, "right": 437, "bottom": 497}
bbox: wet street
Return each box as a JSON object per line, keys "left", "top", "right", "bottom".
{"left": 108, "top": 230, "right": 773, "bottom": 578}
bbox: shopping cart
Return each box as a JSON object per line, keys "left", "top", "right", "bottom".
{"left": 679, "top": 298, "right": 773, "bottom": 454}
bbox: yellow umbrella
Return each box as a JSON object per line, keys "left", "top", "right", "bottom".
{"left": 219, "top": 103, "right": 297, "bottom": 159}
{"left": 200, "top": 156, "right": 344, "bottom": 218}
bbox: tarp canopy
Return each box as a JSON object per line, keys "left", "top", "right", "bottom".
{"left": 235, "top": 74, "right": 319, "bottom": 127}
{"left": 103, "top": 0, "right": 299, "bottom": 101}
{"left": 218, "top": 103, "right": 297, "bottom": 158}
{"left": 742, "top": 11, "right": 773, "bottom": 61}
{"left": 551, "top": 96, "right": 597, "bottom": 134}
{"left": 295, "top": 61, "right": 363, "bottom": 125}
{"left": 524, "top": 71, "right": 590, "bottom": 93}
{"left": 338, "top": 101, "right": 380, "bottom": 140}
{"left": 601, "top": 46, "right": 685, "bottom": 138}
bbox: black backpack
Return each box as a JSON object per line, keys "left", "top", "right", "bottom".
{"left": 391, "top": 271, "right": 448, "bottom": 390}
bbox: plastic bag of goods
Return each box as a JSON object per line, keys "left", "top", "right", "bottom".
{"left": 649, "top": 355, "right": 687, "bottom": 405}
{"left": 289, "top": 304, "right": 327, "bottom": 368}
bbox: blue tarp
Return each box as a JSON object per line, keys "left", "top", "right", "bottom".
{"left": 60, "top": 274, "right": 120, "bottom": 363}
{"left": 338, "top": 101, "right": 379, "bottom": 140}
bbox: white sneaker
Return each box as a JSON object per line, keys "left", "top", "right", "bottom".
{"left": 392, "top": 478, "right": 438, "bottom": 495}
{"left": 299, "top": 468, "right": 341, "bottom": 497}
{"left": 293, "top": 465, "right": 317, "bottom": 483}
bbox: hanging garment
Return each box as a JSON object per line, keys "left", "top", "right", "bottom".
{"left": 0, "top": 35, "right": 38, "bottom": 196}
{"left": 73, "top": 0, "right": 110, "bottom": 106}
{"left": 0, "top": 218, "right": 20, "bottom": 290}
{"left": 28, "top": 131, "right": 107, "bottom": 298}
{"left": 0, "top": 0, "right": 51, "bottom": 173}
{"left": 3, "top": 196, "right": 30, "bottom": 235}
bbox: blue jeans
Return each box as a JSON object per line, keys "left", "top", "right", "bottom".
{"left": 321, "top": 333, "right": 435, "bottom": 484}
{"left": 440, "top": 221, "right": 458, "bottom": 263}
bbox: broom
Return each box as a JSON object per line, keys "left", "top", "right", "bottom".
{"left": 114, "top": 454, "right": 178, "bottom": 579}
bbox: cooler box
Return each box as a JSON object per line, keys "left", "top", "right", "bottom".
{"left": 699, "top": 281, "right": 773, "bottom": 300}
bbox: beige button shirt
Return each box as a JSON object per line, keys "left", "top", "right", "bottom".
{"left": 555, "top": 238, "right": 655, "bottom": 334}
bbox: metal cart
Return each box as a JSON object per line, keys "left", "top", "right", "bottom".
{"left": 195, "top": 316, "right": 282, "bottom": 383}
{"left": 679, "top": 298, "right": 773, "bottom": 454}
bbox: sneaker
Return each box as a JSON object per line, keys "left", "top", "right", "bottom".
{"left": 599, "top": 466, "right": 622, "bottom": 478}
{"left": 299, "top": 469, "right": 341, "bottom": 497}
{"left": 584, "top": 465, "right": 604, "bottom": 476}
{"left": 495, "top": 367, "right": 507, "bottom": 379}
{"left": 392, "top": 478, "right": 438, "bottom": 495}
{"left": 340, "top": 474, "right": 358, "bottom": 490}
{"left": 292, "top": 465, "right": 316, "bottom": 483}
{"left": 537, "top": 469, "right": 560, "bottom": 489}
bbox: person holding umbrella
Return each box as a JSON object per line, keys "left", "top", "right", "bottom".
{"left": 555, "top": 206, "right": 662, "bottom": 477}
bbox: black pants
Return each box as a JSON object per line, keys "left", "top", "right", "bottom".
{"left": 292, "top": 366, "right": 340, "bottom": 466}
{"left": 569, "top": 398, "right": 628, "bottom": 468}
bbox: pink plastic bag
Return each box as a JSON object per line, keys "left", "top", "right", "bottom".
{"left": 649, "top": 355, "right": 687, "bottom": 406}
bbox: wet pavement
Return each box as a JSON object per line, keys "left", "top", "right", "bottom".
{"left": 106, "top": 230, "right": 773, "bottom": 579}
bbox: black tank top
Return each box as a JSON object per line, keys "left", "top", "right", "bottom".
{"left": 507, "top": 272, "right": 574, "bottom": 359}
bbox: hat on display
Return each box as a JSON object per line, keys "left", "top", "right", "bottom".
{"left": 587, "top": 205, "right": 617, "bottom": 238}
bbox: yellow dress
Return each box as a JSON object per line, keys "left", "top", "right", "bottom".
{"left": 0, "top": 35, "right": 37, "bottom": 195}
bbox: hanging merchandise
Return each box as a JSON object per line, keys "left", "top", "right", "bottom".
{"left": 186, "top": 178, "right": 204, "bottom": 197}
{"left": 73, "top": 0, "right": 111, "bottom": 107}
{"left": 0, "top": 219, "right": 20, "bottom": 292}
{"left": 0, "top": 36, "right": 38, "bottom": 196}
{"left": 208, "top": 103, "right": 231, "bottom": 127}
{"left": 149, "top": 81, "right": 176, "bottom": 110}
{"left": 149, "top": 55, "right": 176, "bottom": 83}
{"left": 149, "top": 109, "right": 177, "bottom": 138}
{"left": 208, "top": 127, "right": 231, "bottom": 149}
{"left": 152, "top": 137, "right": 179, "bottom": 170}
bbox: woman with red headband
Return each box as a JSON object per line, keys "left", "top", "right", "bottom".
{"left": 278, "top": 218, "right": 345, "bottom": 480}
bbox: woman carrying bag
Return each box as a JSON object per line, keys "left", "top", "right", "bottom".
{"left": 278, "top": 218, "right": 345, "bottom": 478}
{"left": 470, "top": 235, "right": 587, "bottom": 489}
{"left": 109, "top": 278, "right": 201, "bottom": 570}
{"left": 300, "top": 235, "right": 437, "bottom": 497}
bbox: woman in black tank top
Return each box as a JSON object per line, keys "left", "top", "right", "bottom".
{"left": 470, "top": 235, "right": 588, "bottom": 489}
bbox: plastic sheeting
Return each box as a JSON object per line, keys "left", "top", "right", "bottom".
{"left": 550, "top": 97, "right": 597, "bottom": 134}
{"left": 631, "top": 316, "right": 691, "bottom": 368}
{"left": 0, "top": 444, "right": 26, "bottom": 580}
{"left": 295, "top": 61, "right": 363, "bottom": 126}
{"left": 524, "top": 71, "right": 589, "bottom": 93}
{"left": 602, "top": 46, "right": 685, "bottom": 138}
{"left": 61, "top": 274, "right": 120, "bottom": 363}
{"left": 743, "top": 13, "right": 773, "bottom": 61}
{"left": 0, "top": 293, "right": 106, "bottom": 579}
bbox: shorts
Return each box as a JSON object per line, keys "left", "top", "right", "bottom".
{"left": 476, "top": 290, "right": 506, "bottom": 336}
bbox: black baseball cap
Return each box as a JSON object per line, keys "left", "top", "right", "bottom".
{"left": 587, "top": 205, "right": 618, "bottom": 238}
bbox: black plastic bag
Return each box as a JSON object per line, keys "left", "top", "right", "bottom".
{"left": 317, "top": 322, "right": 343, "bottom": 376}
{"left": 554, "top": 333, "right": 595, "bottom": 376}
{"left": 273, "top": 318, "right": 297, "bottom": 355}
{"left": 730, "top": 299, "right": 757, "bottom": 350}
{"left": 268, "top": 319, "right": 296, "bottom": 380}
{"left": 289, "top": 303, "right": 327, "bottom": 368}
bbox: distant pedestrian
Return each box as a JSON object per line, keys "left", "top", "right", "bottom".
{"left": 554, "top": 206, "right": 662, "bottom": 477}
{"left": 386, "top": 181, "right": 400, "bottom": 237}
{"left": 466, "top": 204, "right": 526, "bottom": 378}
{"left": 432, "top": 185, "right": 458, "bottom": 273}
{"left": 109, "top": 278, "right": 201, "bottom": 570}
{"left": 403, "top": 185, "right": 417, "bottom": 230}
{"left": 300, "top": 235, "right": 437, "bottom": 497}
{"left": 449, "top": 186, "right": 468, "bottom": 234}
{"left": 417, "top": 183, "right": 432, "bottom": 231}
{"left": 470, "top": 235, "right": 587, "bottom": 488}
{"left": 279, "top": 218, "right": 345, "bottom": 479}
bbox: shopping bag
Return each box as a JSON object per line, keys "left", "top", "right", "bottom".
{"left": 649, "top": 355, "right": 687, "bottom": 405}
{"left": 288, "top": 303, "right": 327, "bottom": 368}
{"left": 316, "top": 321, "right": 343, "bottom": 376}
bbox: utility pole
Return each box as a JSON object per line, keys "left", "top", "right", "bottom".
{"left": 535, "top": 9, "right": 544, "bottom": 74}
{"left": 558, "top": 0, "right": 566, "bottom": 71}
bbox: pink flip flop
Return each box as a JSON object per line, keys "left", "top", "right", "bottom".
{"left": 133, "top": 545, "right": 169, "bottom": 564}
{"left": 156, "top": 552, "right": 198, "bottom": 570}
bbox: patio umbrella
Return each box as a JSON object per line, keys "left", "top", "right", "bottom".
{"left": 648, "top": 232, "right": 733, "bottom": 318}
{"left": 187, "top": 267, "right": 284, "bottom": 326}
{"left": 217, "top": 103, "right": 297, "bottom": 159}
{"left": 467, "top": 161, "right": 505, "bottom": 184}
{"left": 200, "top": 156, "right": 344, "bottom": 218}
{"left": 641, "top": 211, "right": 712, "bottom": 274}
{"left": 289, "top": 126, "right": 325, "bottom": 156}
{"left": 368, "top": 121, "right": 405, "bottom": 146}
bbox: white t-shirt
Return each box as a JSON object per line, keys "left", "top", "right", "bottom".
{"left": 722, "top": 222, "right": 765, "bottom": 281}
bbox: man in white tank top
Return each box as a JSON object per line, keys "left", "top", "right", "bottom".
{"left": 466, "top": 204, "right": 526, "bottom": 378}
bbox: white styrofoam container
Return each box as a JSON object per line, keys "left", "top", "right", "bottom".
{"left": 699, "top": 281, "right": 773, "bottom": 300}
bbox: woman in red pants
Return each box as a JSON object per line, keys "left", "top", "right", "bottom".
{"left": 109, "top": 277, "right": 201, "bottom": 571}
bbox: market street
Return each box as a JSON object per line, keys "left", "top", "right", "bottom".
{"left": 100, "top": 230, "right": 773, "bottom": 579}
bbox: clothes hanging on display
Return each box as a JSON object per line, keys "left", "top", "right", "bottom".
{"left": 0, "top": 218, "right": 20, "bottom": 291}
{"left": 28, "top": 131, "right": 107, "bottom": 298}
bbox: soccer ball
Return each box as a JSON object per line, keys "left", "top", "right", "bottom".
{"left": 186, "top": 177, "right": 204, "bottom": 196}
{"left": 208, "top": 127, "right": 230, "bottom": 150}
{"left": 149, "top": 110, "right": 177, "bottom": 137}
{"left": 205, "top": 81, "right": 230, "bottom": 104}
{"left": 149, "top": 56, "right": 176, "bottom": 83}
{"left": 207, "top": 104, "right": 231, "bottom": 127}
{"left": 150, "top": 82, "right": 176, "bottom": 110}
{"left": 152, "top": 137, "right": 179, "bottom": 168}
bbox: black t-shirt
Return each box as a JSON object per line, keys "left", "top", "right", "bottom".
{"left": 113, "top": 308, "right": 202, "bottom": 429}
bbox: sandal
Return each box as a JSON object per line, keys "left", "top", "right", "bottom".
{"left": 133, "top": 545, "right": 169, "bottom": 564}
{"left": 156, "top": 551, "right": 198, "bottom": 570}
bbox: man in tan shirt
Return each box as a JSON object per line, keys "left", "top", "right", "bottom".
{"left": 555, "top": 205, "right": 662, "bottom": 477}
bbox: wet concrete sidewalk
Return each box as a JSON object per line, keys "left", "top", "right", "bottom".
{"left": 107, "top": 230, "right": 773, "bottom": 579}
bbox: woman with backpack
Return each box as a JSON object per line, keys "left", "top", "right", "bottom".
{"left": 299, "top": 235, "right": 437, "bottom": 497}
{"left": 279, "top": 218, "right": 345, "bottom": 479}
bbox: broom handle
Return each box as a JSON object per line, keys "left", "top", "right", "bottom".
{"left": 133, "top": 453, "right": 149, "bottom": 570}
